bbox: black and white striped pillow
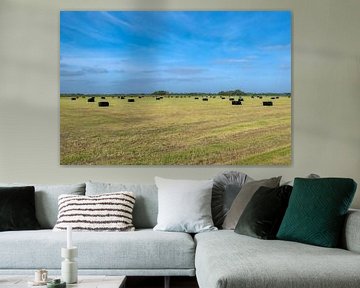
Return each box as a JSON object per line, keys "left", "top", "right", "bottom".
{"left": 53, "top": 192, "right": 136, "bottom": 231}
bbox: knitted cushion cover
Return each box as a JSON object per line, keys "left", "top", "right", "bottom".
{"left": 53, "top": 192, "right": 136, "bottom": 232}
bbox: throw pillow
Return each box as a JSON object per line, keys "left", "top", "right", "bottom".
{"left": 234, "top": 185, "right": 293, "bottom": 239}
{"left": 282, "top": 173, "right": 320, "bottom": 186}
{"left": 222, "top": 176, "right": 281, "bottom": 230}
{"left": 53, "top": 192, "right": 136, "bottom": 231}
{"left": 153, "top": 177, "right": 217, "bottom": 233}
{"left": 212, "top": 171, "right": 251, "bottom": 228}
{"left": 0, "top": 186, "right": 41, "bottom": 231}
{"left": 277, "top": 178, "right": 357, "bottom": 248}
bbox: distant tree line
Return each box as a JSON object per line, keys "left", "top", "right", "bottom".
{"left": 60, "top": 90, "right": 291, "bottom": 97}
{"left": 218, "top": 89, "right": 246, "bottom": 96}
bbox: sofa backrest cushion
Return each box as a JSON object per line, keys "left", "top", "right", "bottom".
{"left": 86, "top": 181, "right": 158, "bottom": 229}
{"left": 0, "top": 183, "right": 86, "bottom": 229}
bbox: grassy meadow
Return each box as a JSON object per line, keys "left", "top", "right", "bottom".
{"left": 60, "top": 95, "right": 291, "bottom": 165}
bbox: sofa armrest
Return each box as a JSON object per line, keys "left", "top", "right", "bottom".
{"left": 342, "top": 209, "right": 360, "bottom": 253}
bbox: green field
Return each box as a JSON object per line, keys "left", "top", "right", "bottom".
{"left": 60, "top": 95, "right": 291, "bottom": 165}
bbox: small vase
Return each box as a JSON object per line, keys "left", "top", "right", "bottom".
{"left": 61, "top": 247, "right": 78, "bottom": 284}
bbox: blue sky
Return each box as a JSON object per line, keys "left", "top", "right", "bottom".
{"left": 60, "top": 11, "right": 291, "bottom": 94}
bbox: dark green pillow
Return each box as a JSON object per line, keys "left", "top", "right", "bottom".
{"left": 235, "top": 185, "right": 292, "bottom": 239}
{"left": 277, "top": 178, "right": 357, "bottom": 247}
{"left": 0, "top": 186, "right": 41, "bottom": 231}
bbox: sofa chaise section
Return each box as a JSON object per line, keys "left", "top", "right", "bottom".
{"left": 0, "top": 229, "right": 195, "bottom": 276}
{"left": 195, "top": 211, "right": 360, "bottom": 288}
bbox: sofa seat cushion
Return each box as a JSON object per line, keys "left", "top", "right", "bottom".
{"left": 195, "top": 230, "right": 360, "bottom": 288}
{"left": 0, "top": 229, "right": 195, "bottom": 270}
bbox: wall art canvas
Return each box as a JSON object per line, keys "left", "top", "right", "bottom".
{"left": 60, "top": 11, "right": 292, "bottom": 165}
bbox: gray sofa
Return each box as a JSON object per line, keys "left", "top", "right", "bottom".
{"left": 0, "top": 181, "right": 360, "bottom": 288}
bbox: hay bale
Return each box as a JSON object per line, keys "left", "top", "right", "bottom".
{"left": 128, "top": 99, "right": 135, "bottom": 102}
{"left": 239, "top": 98, "right": 244, "bottom": 101}
{"left": 271, "top": 97, "right": 276, "bottom": 99}
{"left": 98, "top": 101, "right": 109, "bottom": 107}
{"left": 259, "top": 96, "right": 263, "bottom": 99}
{"left": 121, "top": 96, "right": 125, "bottom": 99}
{"left": 203, "top": 98, "right": 208, "bottom": 101}
{"left": 263, "top": 101, "right": 273, "bottom": 106}
{"left": 195, "top": 97, "right": 199, "bottom": 100}
{"left": 229, "top": 98, "right": 234, "bottom": 101}
{"left": 221, "top": 97, "right": 226, "bottom": 99}
{"left": 232, "top": 101, "right": 242, "bottom": 105}
{"left": 87, "top": 97, "right": 95, "bottom": 102}
{"left": 101, "top": 96, "right": 106, "bottom": 99}
{"left": 276, "top": 96, "right": 279, "bottom": 99}
{"left": 71, "top": 97, "right": 77, "bottom": 100}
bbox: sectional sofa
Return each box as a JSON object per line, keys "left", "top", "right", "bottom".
{"left": 0, "top": 180, "right": 360, "bottom": 288}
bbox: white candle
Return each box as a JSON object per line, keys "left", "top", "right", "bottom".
{"left": 67, "top": 225, "right": 72, "bottom": 249}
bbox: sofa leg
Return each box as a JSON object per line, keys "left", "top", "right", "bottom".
{"left": 164, "top": 276, "right": 170, "bottom": 288}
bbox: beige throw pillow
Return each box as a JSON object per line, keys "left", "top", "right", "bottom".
{"left": 222, "top": 176, "right": 281, "bottom": 230}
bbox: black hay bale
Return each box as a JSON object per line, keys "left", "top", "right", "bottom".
{"left": 203, "top": 98, "right": 208, "bottom": 101}
{"left": 138, "top": 96, "right": 142, "bottom": 98}
{"left": 128, "top": 99, "right": 135, "bottom": 103}
{"left": 271, "top": 97, "right": 276, "bottom": 99}
{"left": 71, "top": 97, "right": 77, "bottom": 100}
{"left": 121, "top": 96, "right": 125, "bottom": 99}
{"left": 263, "top": 101, "right": 273, "bottom": 106}
{"left": 229, "top": 98, "right": 234, "bottom": 101}
{"left": 221, "top": 97, "right": 226, "bottom": 99}
{"left": 195, "top": 97, "right": 199, "bottom": 100}
{"left": 156, "top": 97, "right": 161, "bottom": 100}
{"left": 251, "top": 96, "right": 254, "bottom": 98}
{"left": 259, "top": 96, "right": 263, "bottom": 99}
{"left": 87, "top": 97, "right": 95, "bottom": 102}
{"left": 101, "top": 96, "right": 106, "bottom": 99}
{"left": 98, "top": 101, "right": 109, "bottom": 107}
{"left": 276, "top": 96, "right": 279, "bottom": 99}
{"left": 239, "top": 98, "right": 244, "bottom": 101}
{"left": 232, "top": 101, "right": 242, "bottom": 105}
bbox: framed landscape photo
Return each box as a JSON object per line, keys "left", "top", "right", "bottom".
{"left": 60, "top": 11, "right": 292, "bottom": 165}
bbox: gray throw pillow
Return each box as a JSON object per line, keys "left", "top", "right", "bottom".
{"left": 283, "top": 173, "right": 320, "bottom": 186}
{"left": 212, "top": 171, "right": 251, "bottom": 228}
{"left": 0, "top": 183, "right": 86, "bottom": 228}
{"left": 222, "top": 176, "right": 281, "bottom": 230}
{"left": 153, "top": 177, "right": 217, "bottom": 233}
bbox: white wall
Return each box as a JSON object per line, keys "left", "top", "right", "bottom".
{"left": 0, "top": 0, "right": 359, "bottom": 207}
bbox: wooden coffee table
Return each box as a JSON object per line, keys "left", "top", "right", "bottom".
{"left": 0, "top": 275, "right": 126, "bottom": 288}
